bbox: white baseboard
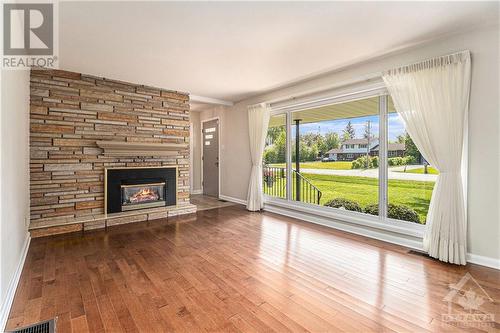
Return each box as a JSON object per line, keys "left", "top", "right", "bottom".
{"left": 219, "top": 194, "right": 247, "bottom": 206}
{"left": 1, "top": 233, "right": 31, "bottom": 332}
{"left": 190, "top": 189, "right": 203, "bottom": 195}
{"left": 467, "top": 253, "right": 500, "bottom": 270}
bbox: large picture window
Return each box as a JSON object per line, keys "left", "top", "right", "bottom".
{"left": 290, "top": 97, "right": 380, "bottom": 216}
{"left": 263, "top": 92, "right": 435, "bottom": 226}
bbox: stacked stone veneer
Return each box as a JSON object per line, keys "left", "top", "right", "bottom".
{"left": 29, "top": 69, "right": 192, "bottom": 230}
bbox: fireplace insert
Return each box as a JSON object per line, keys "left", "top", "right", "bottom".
{"left": 105, "top": 167, "right": 177, "bottom": 214}
{"left": 121, "top": 181, "right": 166, "bottom": 211}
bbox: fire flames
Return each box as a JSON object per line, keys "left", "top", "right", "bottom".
{"left": 128, "top": 188, "right": 159, "bottom": 203}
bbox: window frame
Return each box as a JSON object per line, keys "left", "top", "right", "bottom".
{"left": 265, "top": 85, "right": 426, "bottom": 236}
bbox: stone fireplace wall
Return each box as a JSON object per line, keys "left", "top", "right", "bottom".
{"left": 29, "top": 69, "right": 190, "bottom": 226}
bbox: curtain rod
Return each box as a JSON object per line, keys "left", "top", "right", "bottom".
{"left": 383, "top": 50, "right": 470, "bottom": 76}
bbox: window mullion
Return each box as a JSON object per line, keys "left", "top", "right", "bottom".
{"left": 379, "top": 95, "right": 388, "bottom": 219}
{"left": 285, "top": 112, "right": 292, "bottom": 201}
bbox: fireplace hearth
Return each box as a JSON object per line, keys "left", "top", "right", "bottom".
{"left": 105, "top": 167, "right": 177, "bottom": 214}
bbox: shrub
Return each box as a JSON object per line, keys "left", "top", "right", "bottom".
{"left": 402, "top": 155, "right": 416, "bottom": 165}
{"left": 388, "top": 156, "right": 418, "bottom": 166}
{"left": 351, "top": 157, "right": 362, "bottom": 169}
{"left": 351, "top": 157, "right": 359, "bottom": 169}
{"left": 324, "top": 198, "right": 362, "bottom": 212}
{"left": 263, "top": 148, "right": 277, "bottom": 164}
{"left": 364, "top": 203, "right": 421, "bottom": 223}
{"left": 388, "top": 157, "right": 404, "bottom": 166}
{"left": 388, "top": 204, "right": 420, "bottom": 223}
{"left": 351, "top": 155, "right": 376, "bottom": 169}
{"left": 371, "top": 156, "right": 379, "bottom": 168}
{"left": 364, "top": 203, "right": 379, "bottom": 216}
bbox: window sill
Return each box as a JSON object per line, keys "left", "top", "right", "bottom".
{"left": 263, "top": 196, "right": 425, "bottom": 239}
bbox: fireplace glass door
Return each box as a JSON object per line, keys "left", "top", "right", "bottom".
{"left": 121, "top": 182, "right": 166, "bottom": 211}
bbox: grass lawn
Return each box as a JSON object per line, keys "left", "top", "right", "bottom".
{"left": 269, "top": 161, "right": 352, "bottom": 170}
{"left": 264, "top": 173, "right": 434, "bottom": 223}
{"left": 396, "top": 166, "right": 439, "bottom": 175}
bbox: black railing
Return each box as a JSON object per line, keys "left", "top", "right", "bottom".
{"left": 263, "top": 166, "right": 322, "bottom": 205}
{"left": 291, "top": 169, "right": 322, "bottom": 205}
{"left": 262, "top": 166, "right": 287, "bottom": 199}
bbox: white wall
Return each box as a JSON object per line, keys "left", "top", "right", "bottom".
{"left": 190, "top": 111, "right": 202, "bottom": 192}
{"left": 0, "top": 69, "right": 31, "bottom": 329}
{"left": 197, "top": 105, "right": 251, "bottom": 200}
{"left": 211, "top": 26, "right": 500, "bottom": 263}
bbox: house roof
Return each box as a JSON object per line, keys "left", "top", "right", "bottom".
{"left": 342, "top": 138, "right": 372, "bottom": 145}
{"left": 326, "top": 148, "right": 343, "bottom": 154}
{"left": 341, "top": 138, "right": 380, "bottom": 145}
{"left": 371, "top": 143, "right": 405, "bottom": 151}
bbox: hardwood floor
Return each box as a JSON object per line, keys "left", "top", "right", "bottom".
{"left": 190, "top": 195, "right": 236, "bottom": 211}
{"left": 6, "top": 205, "right": 500, "bottom": 332}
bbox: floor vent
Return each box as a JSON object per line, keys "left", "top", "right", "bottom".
{"left": 7, "top": 318, "right": 56, "bottom": 333}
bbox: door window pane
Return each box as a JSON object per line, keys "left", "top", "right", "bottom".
{"left": 386, "top": 97, "right": 437, "bottom": 224}
{"left": 290, "top": 96, "right": 380, "bottom": 215}
{"left": 263, "top": 114, "right": 287, "bottom": 199}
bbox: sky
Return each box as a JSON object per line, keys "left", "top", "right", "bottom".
{"left": 297, "top": 112, "right": 406, "bottom": 142}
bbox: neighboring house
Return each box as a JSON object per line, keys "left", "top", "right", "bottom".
{"left": 370, "top": 143, "right": 406, "bottom": 158}
{"left": 326, "top": 139, "right": 405, "bottom": 161}
{"left": 325, "top": 148, "right": 344, "bottom": 161}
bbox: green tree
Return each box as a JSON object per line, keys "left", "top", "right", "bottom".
{"left": 267, "top": 126, "right": 284, "bottom": 144}
{"left": 302, "top": 133, "right": 328, "bottom": 156}
{"left": 342, "top": 121, "right": 355, "bottom": 141}
{"left": 274, "top": 130, "right": 286, "bottom": 163}
{"left": 396, "top": 134, "right": 406, "bottom": 144}
{"left": 263, "top": 147, "right": 277, "bottom": 164}
{"left": 404, "top": 133, "right": 420, "bottom": 161}
{"left": 292, "top": 140, "right": 320, "bottom": 162}
{"left": 301, "top": 133, "right": 320, "bottom": 147}
{"left": 324, "top": 132, "right": 340, "bottom": 151}
{"left": 317, "top": 136, "right": 328, "bottom": 156}
{"left": 263, "top": 126, "right": 286, "bottom": 164}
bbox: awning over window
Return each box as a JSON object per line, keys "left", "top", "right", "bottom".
{"left": 269, "top": 96, "right": 396, "bottom": 127}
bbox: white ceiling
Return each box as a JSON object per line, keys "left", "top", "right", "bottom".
{"left": 59, "top": 1, "right": 497, "bottom": 104}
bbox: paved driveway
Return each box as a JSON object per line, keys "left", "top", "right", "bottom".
{"left": 299, "top": 165, "right": 437, "bottom": 182}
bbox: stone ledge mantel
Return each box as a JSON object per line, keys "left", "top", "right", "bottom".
{"left": 96, "top": 140, "right": 188, "bottom": 157}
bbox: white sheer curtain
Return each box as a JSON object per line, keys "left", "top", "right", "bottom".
{"left": 246, "top": 103, "right": 271, "bottom": 211}
{"left": 382, "top": 51, "right": 471, "bottom": 265}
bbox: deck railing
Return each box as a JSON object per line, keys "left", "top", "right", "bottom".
{"left": 291, "top": 169, "right": 322, "bottom": 205}
{"left": 263, "top": 165, "right": 322, "bottom": 205}
{"left": 262, "top": 166, "right": 287, "bottom": 199}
